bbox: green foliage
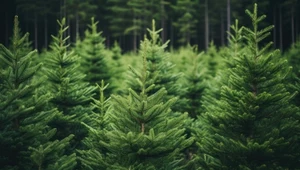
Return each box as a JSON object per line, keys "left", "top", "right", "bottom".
{"left": 172, "top": 0, "right": 198, "bottom": 45}
{"left": 0, "top": 15, "right": 74, "bottom": 170}
{"left": 76, "top": 17, "right": 114, "bottom": 96}
{"left": 201, "top": 20, "right": 245, "bottom": 115}
{"left": 284, "top": 38, "right": 300, "bottom": 106}
{"left": 196, "top": 3, "right": 300, "bottom": 169}
{"left": 43, "top": 18, "right": 96, "bottom": 160}
{"left": 29, "top": 131, "right": 76, "bottom": 170}
{"left": 77, "top": 80, "right": 111, "bottom": 170}
{"left": 126, "top": 20, "right": 188, "bottom": 113}
{"left": 83, "top": 22, "right": 194, "bottom": 169}
{"left": 181, "top": 48, "right": 208, "bottom": 118}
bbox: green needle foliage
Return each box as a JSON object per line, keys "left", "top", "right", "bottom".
{"left": 180, "top": 46, "right": 208, "bottom": 119}
{"left": 76, "top": 17, "right": 114, "bottom": 96}
{"left": 89, "top": 25, "right": 194, "bottom": 169}
{"left": 0, "top": 16, "right": 74, "bottom": 170}
{"left": 126, "top": 20, "right": 188, "bottom": 114}
{"left": 44, "top": 18, "right": 96, "bottom": 157}
{"left": 284, "top": 39, "right": 300, "bottom": 106}
{"left": 77, "top": 80, "right": 111, "bottom": 170}
{"left": 196, "top": 4, "right": 300, "bottom": 169}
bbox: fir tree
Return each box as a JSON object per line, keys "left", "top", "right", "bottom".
{"left": 77, "top": 80, "right": 111, "bottom": 170}
{"left": 75, "top": 17, "right": 113, "bottom": 96}
{"left": 126, "top": 20, "right": 188, "bottom": 114}
{"left": 43, "top": 18, "right": 96, "bottom": 159}
{"left": 80, "top": 22, "right": 194, "bottom": 169}
{"left": 195, "top": 4, "right": 300, "bottom": 169}
{"left": 0, "top": 16, "right": 75, "bottom": 170}
{"left": 284, "top": 38, "right": 300, "bottom": 106}
{"left": 181, "top": 47, "right": 208, "bottom": 119}
{"left": 109, "top": 41, "right": 124, "bottom": 94}
{"left": 201, "top": 20, "right": 245, "bottom": 115}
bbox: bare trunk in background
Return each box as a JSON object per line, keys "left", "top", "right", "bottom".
{"left": 221, "top": 12, "right": 225, "bottom": 46}
{"left": 34, "top": 13, "right": 38, "bottom": 49}
{"left": 273, "top": 6, "right": 276, "bottom": 48}
{"left": 227, "top": 0, "right": 230, "bottom": 45}
{"left": 279, "top": 6, "right": 283, "bottom": 51}
{"left": 161, "top": 1, "right": 166, "bottom": 44}
{"left": 44, "top": 15, "right": 48, "bottom": 48}
{"left": 291, "top": 7, "right": 295, "bottom": 45}
{"left": 76, "top": 12, "right": 79, "bottom": 40}
{"left": 5, "top": 12, "right": 9, "bottom": 46}
{"left": 205, "top": 0, "right": 209, "bottom": 50}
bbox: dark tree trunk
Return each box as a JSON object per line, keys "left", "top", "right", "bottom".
{"left": 279, "top": 6, "right": 283, "bottom": 51}
{"left": 76, "top": 12, "right": 79, "bottom": 40}
{"left": 291, "top": 8, "right": 295, "bottom": 45}
{"left": 170, "top": 18, "right": 174, "bottom": 48}
{"left": 226, "top": 0, "right": 230, "bottom": 45}
{"left": 5, "top": 12, "right": 9, "bottom": 46}
{"left": 221, "top": 12, "right": 225, "bottom": 46}
{"left": 34, "top": 13, "right": 38, "bottom": 50}
{"left": 44, "top": 15, "right": 48, "bottom": 49}
{"left": 205, "top": 0, "right": 209, "bottom": 50}
{"left": 161, "top": 1, "right": 166, "bottom": 44}
{"left": 273, "top": 5, "right": 276, "bottom": 48}
{"left": 67, "top": 18, "right": 71, "bottom": 44}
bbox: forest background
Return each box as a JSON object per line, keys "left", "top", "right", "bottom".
{"left": 0, "top": 0, "right": 299, "bottom": 53}
{"left": 2, "top": 0, "right": 300, "bottom": 169}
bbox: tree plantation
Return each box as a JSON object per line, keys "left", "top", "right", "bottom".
{"left": 1, "top": 3, "right": 300, "bottom": 170}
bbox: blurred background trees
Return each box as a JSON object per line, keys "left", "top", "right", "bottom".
{"left": 1, "top": 0, "right": 299, "bottom": 52}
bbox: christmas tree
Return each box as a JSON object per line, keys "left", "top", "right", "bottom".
{"left": 126, "top": 20, "right": 188, "bottom": 114}
{"left": 80, "top": 21, "right": 194, "bottom": 169}
{"left": 0, "top": 16, "right": 75, "bottom": 170}
{"left": 196, "top": 4, "right": 300, "bottom": 169}
{"left": 75, "top": 17, "right": 114, "bottom": 96}
{"left": 43, "top": 18, "right": 96, "bottom": 161}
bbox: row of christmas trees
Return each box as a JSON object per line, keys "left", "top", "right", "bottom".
{"left": 1, "top": 4, "right": 300, "bottom": 169}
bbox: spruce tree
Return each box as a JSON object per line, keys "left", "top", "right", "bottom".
{"left": 181, "top": 48, "right": 208, "bottom": 119}
{"left": 43, "top": 18, "right": 96, "bottom": 158}
{"left": 0, "top": 16, "right": 75, "bottom": 170}
{"left": 75, "top": 17, "right": 113, "bottom": 96}
{"left": 284, "top": 39, "right": 300, "bottom": 106}
{"left": 80, "top": 22, "right": 194, "bottom": 169}
{"left": 77, "top": 80, "right": 111, "bottom": 170}
{"left": 126, "top": 20, "right": 188, "bottom": 114}
{"left": 195, "top": 4, "right": 300, "bottom": 169}
{"left": 201, "top": 20, "right": 245, "bottom": 115}
{"left": 109, "top": 41, "right": 124, "bottom": 94}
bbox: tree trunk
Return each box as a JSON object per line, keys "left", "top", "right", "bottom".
{"left": 226, "top": 0, "right": 230, "bottom": 45}
{"left": 68, "top": 18, "right": 71, "bottom": 44}
{"left": 133, "top": 17, "right": 137, "bottom": 53}
{"left": 76, "top": 12, "right": 79, "bottom": 41}
{"left": 279, "top": 6, "right": 283, "bottom": 51}
{"left": 161, "top": 0, "right": 166, "bottom": 44}
{"left": 170, "top": 18, "right": 174, "bottom": 48}
{"left": 291, "top": 7, "right": 295, "bottom": 45}
{"left": 204, "top": 0, "right": 209, "bottom": 50}
{"left": 273, "top": 5, "right": 276, "bottom": 48}
{"left": 44, "top": 15, "right": 48, "bottom": 49}
{"left": 5, "top": 12, "right": 9, "bottom": 46}
{"left": 25, "top": 13, "right": 29, "bottom": 33}
{"left": 34, "top": 13, "right": 38, "bottom": 50}
{"left": 296, "top": 13, "right": 299, "bottom": 40}
{"left": 221, "top": 12, "right": 225, "bottom": 46}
